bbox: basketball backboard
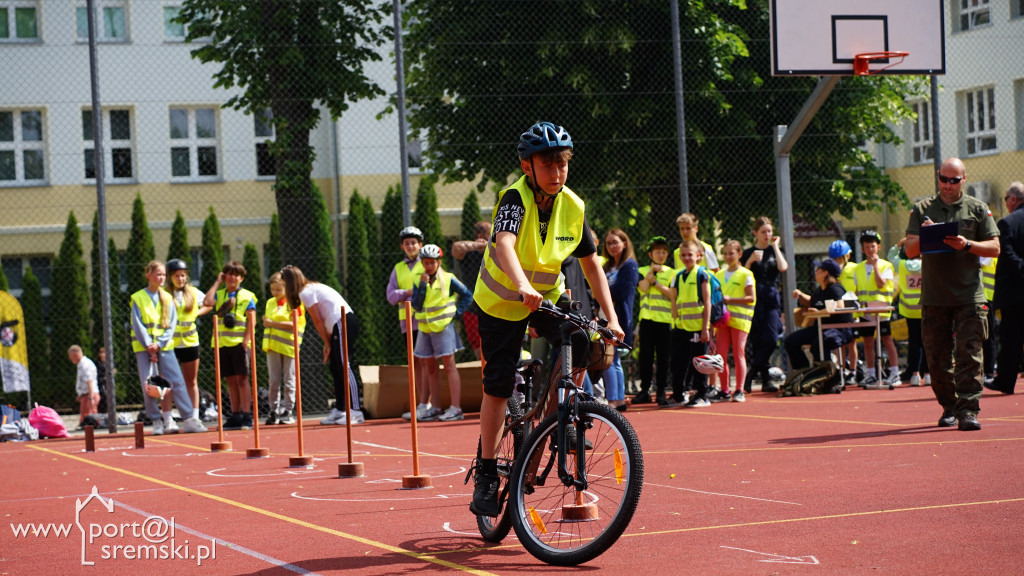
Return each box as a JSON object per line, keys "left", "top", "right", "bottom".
{"left": 770, "top": 0, "right": 945, "bottom": 76}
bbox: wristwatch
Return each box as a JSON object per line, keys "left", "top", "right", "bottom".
{"left": 964, "top": 241, "right": 972, "bottom": 251}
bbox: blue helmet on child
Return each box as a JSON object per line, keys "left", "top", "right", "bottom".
{"left": 517, "top": 122, "right": 573, "bottom": 160}
{"left": 828, "top": 240, "right": 851, "bottom": 259}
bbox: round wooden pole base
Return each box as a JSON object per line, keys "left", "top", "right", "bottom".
{"left": 210, "top": 441, "right": 233, "bottom": 452}
{"left": 84, "top": 426, "right": 95, "bottom": 452}
{"left": 561, "top": 502, "right": 599, "bottom": 522}
{"left": 289, "top": 456, "right": 314, "bottom": 468}
{"left": 337, "top": 462, "right": 364, "bottom": 477}
{"left": 134, "top": 422, "right": 145, "bottom": 449}
{"left": 401, "top": 474, "right": 432, "bottom": 489}
{"left": 246, "top": 447, "right": 270, "bottom": 458}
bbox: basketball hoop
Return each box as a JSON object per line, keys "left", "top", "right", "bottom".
{"left": 853, "top": 51, "right": 910, "bottom": 76}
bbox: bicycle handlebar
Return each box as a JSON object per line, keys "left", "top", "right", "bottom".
{"left": 535, "top": 299, "right": 632, "bottom": 351}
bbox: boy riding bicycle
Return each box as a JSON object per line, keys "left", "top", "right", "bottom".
{"left": 470, "top": 121, "right": 624, "bottom": 517}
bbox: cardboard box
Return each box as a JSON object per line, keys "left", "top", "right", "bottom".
{"left": 362, "top": 361, "right": 483, "bottom": 419}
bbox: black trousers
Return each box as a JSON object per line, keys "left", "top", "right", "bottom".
{"left": 637, "top": 319, "right": 672, "bottom": 397}
{"left": 993, "top": 302, "right": 1024, "bottom": 392}
{"left": 671, "top": 329, "right": 708, "bottom": 401}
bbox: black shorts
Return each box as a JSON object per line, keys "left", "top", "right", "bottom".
{"left": 174, "top": 346, "right": 200, "bottom": 363}
{"left": 218, "top": 345, "right": 249, "bottom": 377}
{"left": 855, "top": 319, "right": 892, "bottom": 338}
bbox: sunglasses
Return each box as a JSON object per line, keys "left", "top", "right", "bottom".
{"left": 937, "top": 174, "right": 964, "bottom": 184}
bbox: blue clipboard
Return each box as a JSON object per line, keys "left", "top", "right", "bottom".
{"left": 919, "top": 221, "right": 959, "bottom": 254}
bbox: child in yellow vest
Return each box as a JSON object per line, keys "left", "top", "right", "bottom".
{"left": 262, "top": 272, "right": 306, "bottom": 425}
{"left": 669, "top": 239, "right": 713, "bottom": 407}
{"left": 166, "top": 259, "right": 212, "bottom": 424}
{"left": 713, "top": 240, "right": 756, "bottom": 403}
{"left": 387, "top": 226, "right": 432, "bottom": 420}
{"left": 411, "top": 245, "right": 474, "bottom": 421}
{"left": 633, "top": 236, "right": 676, "bottom": 406}
{"left": 853, "top": 231, "right": 900, "bottom": 386}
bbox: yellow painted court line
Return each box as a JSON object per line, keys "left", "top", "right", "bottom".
{"left": 643, "top": 436, "right": 1024, "bottom": 455}
{"left": 27, "top": 444, "right": 500, "bottom": 576}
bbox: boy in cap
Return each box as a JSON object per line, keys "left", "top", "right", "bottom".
{"left": 633, "top": 236, "right": 676, "bottom": 405}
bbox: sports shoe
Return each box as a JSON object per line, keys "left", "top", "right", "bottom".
{"left": 332, "top": 409, "right": 365, "bottom": 425}
{"left": 937, "top": 410, "right": 957, "bottom": 428}
{"left": 151, "top": 419, "right": 164, "bottom": 436}
{"left": 710, "top": 391, "right": 732, "bottom": 403}
{"left": 278, "top": 410, "right": 295, "bottom": 425}
{"left": 761, "top": 384, "right": 779, "bottom": 393}
{"left": 861, "top": 374, "right": 879, "bottom": 387}
{"left": 924, "top": 374, "right": 931, "bottom": 385}
{"left": 884, "top": 370, "right": 901, "bottom": 387}
{"left": 469, "top": 469, "right": 501, "bottom": 517}
{"left": 419, "top": 406, "right": 443, "bottom": 422}
{"left": 732, "top": 391, "right": 746, "bottom": 403}
{"left": 240, "top": 412, "right": 253, "bottom": 430}
{"left": 685, "top": 396, "right": 711, "bottom": 408}
{"left": 265, "top": 411, "right": 279, "bottom": 426}
{"left": 164, "top": 418, "right": 180, "bottom": 433}
{"left": 631, "top": 391, "right": 653, "bottom": 404}
{"left": 438, "top": 406, "right": 464, "bottom": 421}
{"left": 224, "top": 412, "right": 245, "bottom": 430}
{"left": 657, "top": 396, "right": 678, "bottom": 407}
{"left": 402, "top": 403, "right": 432, "bottom": 421}
{"left": 320, "top": 408, "right": 344, "bottom": 425}
{"left": 957, "top": 414, "right": 981, "bottom": 431}
{"left": 181, "top": 417, "right": 208, "bottom": 434}
{"left": 909, "top": 374, "right": 921, "bottom": 387}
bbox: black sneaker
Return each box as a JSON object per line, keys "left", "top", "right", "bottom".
{"left": 469, "top": 471, "right": 501, "bottom": 517}
{"left": 957, "top": 413, "right": 981, "bottom": 431}
{"left": 710, "top": 391, "right": 732, "bottom": 403}
{"left": 223, "top": 412, "right": 244, "bottom": 430}
{"left": 631, "top": 391, "right": 653, "bottom": 404}
{"left": 265, "top": 412, "right": 279, "bottom": 426}
{"left": 240, "top": 412, "right": 253, "bottom": 430}
{"left": 937, "top": 410, "right": 957, "bottom": 428}
{"left": 656, "top": 396, "right": 678, "bottom": 407}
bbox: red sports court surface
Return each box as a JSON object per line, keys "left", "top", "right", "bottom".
{"left": 3, "top": 384, "right": 1022, "bottom": 575}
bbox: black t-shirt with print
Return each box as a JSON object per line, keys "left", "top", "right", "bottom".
{"left": 492, "top": 189, "right": 596, "bottom": 258}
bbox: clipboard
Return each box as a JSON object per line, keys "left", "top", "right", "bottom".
{"left": 919, "top": 221, "right": 960, "bottom": 254}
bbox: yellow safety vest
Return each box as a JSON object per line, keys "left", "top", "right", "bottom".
{"left": 839, "top": 261, "right": 857, "bottom": 294}
{"left": 717, "top": 266, "right": 756, "bottom": 333}
{"left": 211, "top": 288, "right": 257, "bottom": 348}
{"left": 172, "top": 286, "right": 204, "bottom": 348}
{"left": 130, "top": 289, "right": 175, "bottom": 353}
{"left": 897, "top": 259, "right": 922, "bottom": 320}
{"left": 854, "top": 260, "right": 895, "bottom": 321}
{"left": 672, "top": 240, "right": 714, "bottom": 270}
{"left": 415, "top": 269, "right": 458, "bottom": 333}
{"left": 394, "top": 259, "right": 425, "bottom": 322}
{"left": 981, "top": 257, "right": 997, "bottom": 302}
{"left": 474, "top": 176, "right": 585, "bottom": 321}
{"left": 262, "top": 298, "right": 305, "bottom": 358}
{"left": 673, "top": 267, "right": 706, "bottom": 331}
{"left": 637, "top": 265, "right": 676, "bottom": 324}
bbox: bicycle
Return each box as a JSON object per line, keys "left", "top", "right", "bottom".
{"left": 467, "top": 299, "right": 645, "bottom": 565}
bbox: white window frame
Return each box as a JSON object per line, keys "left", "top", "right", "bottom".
{"left": 254, "top": 108, "right": 275, "bottom": 179}
{"left": 1016, "top": 0, "right": 1024, "bottom": 19}
{"left": 82, "top": 107, "right": 136, "bottom": 183}
{"left": 0, "top": 255, "right": 52, "bottom": 305}
{"left": 909, "top": 100, "right": 935, "bottom": 165}
{"left": 161, "top": 2, "right": 211, "bottom": 43}
{"left": 957, "top": 0, "right": 991, "bottom": 31}
{"left": 75, "top": 0, "right": 128, "bottom": 43}
{"left": 169, "top": 106, "right": 220, "bottom": 181}
{"left": 0, "top": 0, "right": 40, "bottom": 42}
{"left": 0, "top": 108, "right": 47, "bottom": 186}
{"left": 964, "top": 87, "right": 998, "bottom": 156}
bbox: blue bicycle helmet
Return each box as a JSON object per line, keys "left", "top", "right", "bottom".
{"left": 828, "top": 240, "right": 851, "bottom": 259}
{"left": 517, "top": 122, "right": 573, "bottom": 160}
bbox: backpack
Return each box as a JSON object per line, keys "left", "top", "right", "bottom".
{"left": 28, "top": 403, "right": 69, "bottom": 438}
{"left": 697, "top": 267, "right": 730, "bottom": 328}
{"left": 779, "top": 361, "right": 842, "bottom": 397}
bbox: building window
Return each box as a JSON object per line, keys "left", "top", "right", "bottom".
{"left": 0, "top": 109, "right": 46, "bottom": 185}
{"left": 910, "top": 101, "right": 935, "bottom": 165}
{"left": 958, "top": 0, "right": 991, "bottom": 31}
{"left": 82, "top": 108, "right": 134, "bottom": 181}
{"left": 169, "top": 107, "right": 219, "bottom": 180}
{"left": 254, "top": 109, "right": 275, "bottom": 177}
{"left": 1015, "top": 0, "right": 1024, "bottom": 19}
{"left": 0, "top": 1, "right": 39, "bottom": 41}
{"left": 965, "top": 87, "right": 997, "bottom": 156}
{"left": 163, "top": 3, "right": 184, "bottom": 40}
{"left": 76, "top": 0, "right": 128, "bottom": 42}
{"left": 2, "top": 256, "right": 53, "bottom": 314}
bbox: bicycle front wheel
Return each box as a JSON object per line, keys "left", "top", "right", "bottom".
{"left": 475, "top": 394, "right": 525, "bottom": 542}
{"left": 509, "top": 401, "right": 644, "bottom": 565}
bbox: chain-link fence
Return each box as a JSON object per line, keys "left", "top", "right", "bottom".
{"left": 1, "top": 0, "right": 1019, "bottom": 415}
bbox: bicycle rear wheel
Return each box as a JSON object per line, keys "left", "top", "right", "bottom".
{"left": 475, "top": 394, "right": 525, "bottom": 542}
{"left": 509, "top": 401, "right": 643, "bottom": 565}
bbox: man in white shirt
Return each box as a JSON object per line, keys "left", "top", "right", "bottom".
{"left": 69, "top": 345, "right": 98, "bottom": 428}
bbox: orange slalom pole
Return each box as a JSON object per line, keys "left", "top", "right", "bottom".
{"left": 401, "top": 300, "right": 430, "bottom": 488}
{"left": 210, "top": 315, "right": 232, "bottom": 452}
{"left": 337, "top": 306, "right": 364, "bottom": 477}
{"left": 290, "top": 308, "right": 313, "bottom": 467}
{"left": 246, "top": 309, "right": 268, "bottom": 458}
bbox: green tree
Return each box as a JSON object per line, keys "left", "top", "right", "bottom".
{"left": 241, "top": 243, "right": 263, "bottom": 302}
{"left": 345, "top": 192, "right": 381, "bottom": 362}
{"left": 167, "top": 210, "right": 192, "bottom": 265}
{"left": 177, "top": 0, "right": 390, "bottom": 279}
{"left": 267, "top": 213, "right": 283, "bottom": 274}
{"left": 404, "top": 0, "right": 924, "bottom": 240}
{"left": 413, "top": 175, "right": 444, "bottom": 247}
{"left": 20, "top": 266, "right": 51, "bottom": 405}
{"left": 51, "top": 211, "right": 92, "bottom": 387}
{"left": 380, "top": 184, "right": 404, "bottom": 263}
{"left": 460, "top": 190, "right": 482, "bottom": 241}
{"left": 124, "top": 194, "right": 156, "bottom": 294}
{"left": 0, "top": 261, "right": 7, "bottom": 291}
{"left": 200, "top": 207, "right": 224, "bottom": 291}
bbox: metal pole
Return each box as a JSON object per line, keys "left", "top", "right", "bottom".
{"left": 670, "top": 0, "right": 689, "bottom": 214}
{"left": 775, "top": 126, "right": 796, "bottom": 339}
{"left": 393, "top": 0, "right": 412, "bottom": 227}
{"left": 86, "top": 0, "right": 117, "bottom": 434}
{"left": 930, "top": 75, "right": 942, "bottom": 195}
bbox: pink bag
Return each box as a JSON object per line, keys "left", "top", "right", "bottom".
{"left": 29, "top": 404, "right": 69, "bottom": 439}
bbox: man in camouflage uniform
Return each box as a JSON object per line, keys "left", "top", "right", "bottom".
{"left": 905, "top": 157, "right": 1000, "bottom": 431}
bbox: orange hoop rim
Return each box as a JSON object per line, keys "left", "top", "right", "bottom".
{"left": 853, "top": 51, "right": 910, "bottom": 76}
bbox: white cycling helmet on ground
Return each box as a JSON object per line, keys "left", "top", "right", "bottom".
{"left": 693, "top": 354, "right": 725, "bottom": 375}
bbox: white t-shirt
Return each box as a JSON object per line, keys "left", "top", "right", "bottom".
{"left": 299, "top": 283, "right": 353, "bottom": 329}
{"left": 76, "top": 356, "right": 98, "bottom": 396}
